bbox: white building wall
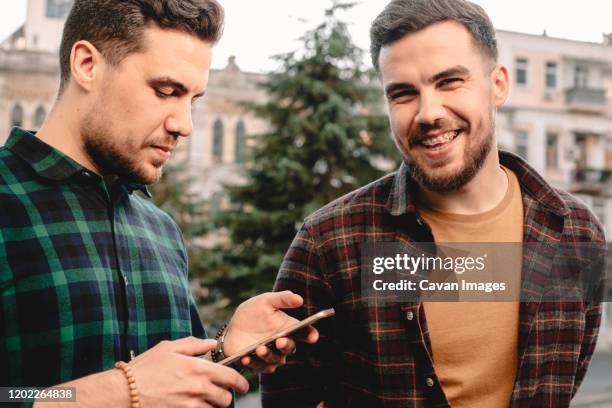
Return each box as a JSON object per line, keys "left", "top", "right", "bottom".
{"left": 24, "top": 0, "right": 69, "bottom": 52}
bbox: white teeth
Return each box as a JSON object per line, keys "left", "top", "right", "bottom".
{"left": 421, "top": 131, "right": 458, "bottom": 147}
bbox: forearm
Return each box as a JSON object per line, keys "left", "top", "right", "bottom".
{"left": 33, "top": 368, "right": 130, "bottom": 408}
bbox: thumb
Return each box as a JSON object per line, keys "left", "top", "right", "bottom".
{"left": 266, "top": 290, "right": 303, "bottom": 310}
{"left": 170, "top": 337, "right": 218, "bottom": 356}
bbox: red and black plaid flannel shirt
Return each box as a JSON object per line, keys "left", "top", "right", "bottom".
{"left": 261, "top": 151, "right": 605, "bottom": 407}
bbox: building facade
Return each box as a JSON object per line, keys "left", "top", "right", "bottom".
{"left": 495, "top": 30, "right": 612, "bottom": 350}
{"left": 0, "top": 0, "right": 268, "bottom": 206}
{"left": 1, "top": 0, "right": 611, "bottom": 350}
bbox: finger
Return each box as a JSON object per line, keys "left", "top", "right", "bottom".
{"left": 274, "top": 337, "right": 297, "bottom": 355}
{"left": 202, "top": 382, "right": 234, "bottom": 407}
{"left": 262, "top": 364, "right": 279, "bottom": 374}
{"left": 169, "top": 337, "right": 218, "bottom": 356}
{"left": 285, "top": 326, "right": 320, "bottom": 344}
{"left": 200, "top": 362, "right": 249, "bottom": 394}
{"left": 255, "top": 345, "right": 282, "bottom": 364}
{"left": 240, "top": 355, "right": 251, "bottom": 366}
{"left": 305, "top": 326, "right": 319, "bottom": 344}
{"left": 265, "top": 290, "right": 303, "bottom": 310}
{"left": 242, "top": 359, "right": 268, "bottom": 374}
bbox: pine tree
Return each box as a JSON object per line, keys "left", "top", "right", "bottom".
{"left": 202, "top": 2, "right": 399, "bottom": 306}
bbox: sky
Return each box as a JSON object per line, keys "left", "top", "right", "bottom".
{"left": 1, "top": 0, "right": 611, "bottom": 73}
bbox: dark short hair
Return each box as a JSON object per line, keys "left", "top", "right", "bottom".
{"left": 370, "top": 0, "right": 497, "bottom": 71}
{"left": 58, "top": 0, "right": 224, "bottom": 94}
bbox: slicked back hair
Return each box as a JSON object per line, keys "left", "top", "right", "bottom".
{"left": 370, "top": 0, "right": 497, "bottom": 71}
{"left": 58, "top": 0, "right": 224, "bottom": 94}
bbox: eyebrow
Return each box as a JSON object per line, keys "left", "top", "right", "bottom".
{"left": 384, "top": 65, "right": 471, "bottom": 97}
{"left": 430, "top": 65, "right": 471, "bottom": 83}
{"left": 148, "top": 76, "right": 206, "bottom": 98}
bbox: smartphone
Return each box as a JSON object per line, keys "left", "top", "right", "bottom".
{"left": 218, "top": 308, "right": 335, "bottom": 366}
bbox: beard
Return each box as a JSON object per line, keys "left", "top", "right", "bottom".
{"left": 80, "top": 108, "right": 166, "bottom": 185}
{"left": 403, "top": 113, "right": 494, "bottom": 193}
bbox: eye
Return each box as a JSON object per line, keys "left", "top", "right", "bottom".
{"left": 438, "top": 78, "right": 463, "bottom": 88}
{"left": 155, "top": 88, "right": 175, "bottom": 98}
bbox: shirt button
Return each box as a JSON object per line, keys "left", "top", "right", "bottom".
{"left": 406, "top": 311, "right": 414, "bottom": 321}
{"left": 81, "top": 171, "right": 92, "bottom": 178}
{"left": 425, "top": 377, "right": 435, "bottom": 387}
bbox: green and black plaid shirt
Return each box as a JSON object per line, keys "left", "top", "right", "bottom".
{"left": 0, "top": 127, "right": 204, "bottom": 388}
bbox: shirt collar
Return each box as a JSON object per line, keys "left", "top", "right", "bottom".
{"left": 6, "top": 127, "right": 84, "bottom": 181}
{"left": 5, "top": 127, "right": 151, "bottom": 197}
{"left": 386, "top": 160, "right": 419, "bottom": 216}
{"left": 386, "top": 149, "right": 570, "bottom": 218}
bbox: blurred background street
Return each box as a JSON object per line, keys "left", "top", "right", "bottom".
{"left": 1, "top": 1, "right": 611, "bottom": 406}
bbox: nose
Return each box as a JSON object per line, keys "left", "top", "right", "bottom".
{"left": 414, "top": 90, "right": 445, "bottom": 126}
{"left": 165, "top": 104, "right": 193, "bottom": 137}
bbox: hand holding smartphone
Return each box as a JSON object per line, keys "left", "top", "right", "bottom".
{"left": 218, "top": 308, "right": 335, "bottom": 366}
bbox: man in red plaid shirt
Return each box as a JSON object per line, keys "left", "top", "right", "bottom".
{"left": 261, "top": 0, "right": 606, "bottom": 407}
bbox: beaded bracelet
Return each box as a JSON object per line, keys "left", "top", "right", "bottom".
{"left": 115, "top": 361, "right": 141, "bottom": 408}
{"left": 211, "top": 323, "right": 228, "bottom": 363}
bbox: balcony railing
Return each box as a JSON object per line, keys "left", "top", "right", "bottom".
{"left": 572, "top": 167, "right": 612, "bottom": 194}
{"left": 574, "top": 168, "right": 612, "bottom": 183}
{"left": 565, "top": 87, "right": 607, "bottom": 113}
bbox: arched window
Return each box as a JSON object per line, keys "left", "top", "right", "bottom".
{"left": 33, "top": 104, "right": 47, "bottom": 129}
{"left": 234, "top": 120, "right": 246, "bottom": 163}
{"left": 212, "top": 119, "right": 224, "bottom": 163}
{"left": 11, "top": 103, "right": 24, "bottom": 127}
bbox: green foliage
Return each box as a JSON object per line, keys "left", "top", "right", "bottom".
{"left": 201, "top": 2, "right": 399, "bottom": 306}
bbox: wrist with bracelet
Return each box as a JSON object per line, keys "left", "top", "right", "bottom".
{"left": 115, "top": 361, "right": 140, "bottom": 408}
{"left": 211, "top": 322, "right": 229, "bottom": 363}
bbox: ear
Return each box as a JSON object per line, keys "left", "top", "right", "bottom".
{"left": 69, "top": 40, "right": 104, "bottom": 93}
{"left": 491, "top": 64, "right": 509, "bottom": 107}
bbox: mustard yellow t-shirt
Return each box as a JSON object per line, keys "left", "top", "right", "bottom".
{"left": 419, "top": 166, "right": 522, "bottom": 408}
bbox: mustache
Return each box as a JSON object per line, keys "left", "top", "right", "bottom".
{"left": 147, "top": 137, "right": 178, "bottom": 148}
{"left": 408, "top": 119, "right": 467, "bottom": 148}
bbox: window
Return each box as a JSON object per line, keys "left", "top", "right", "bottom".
{"left": 46, "top": 0, "right": 73, "bottom": 18}
{"left": 515, "top": 58, "right": 528, "bottom": 86}
{"left": 574, "top": 134, "right": 587, "bottom": 168}
{"left": 545, "top": 62, "right": 557, "bottom": 89}
{"left": 234, "top": 120, "right": 246, "bottom": 163}
{"left": 546, "top": 133, "right": 558, "bottom": 170}
{"left": 574, "top": 65, "right": 589, "bottom": 88}
{"left": 33, "top": 105, "right": 46, "bottom": 129}
{"left": 10, "top": 103, "right": 23, "bottom": 127}
{"left": 212, "top": 119, "right": 224, "bottom": 163}
{"left": 515, "top": 130, "right": 528, "bottom": 159}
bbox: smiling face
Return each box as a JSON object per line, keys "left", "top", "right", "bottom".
{"left": 378, "top": 20, "right": 508, "bottom": 193}
{"left": 80, "top": 25, "right": 212, "bottom": 184}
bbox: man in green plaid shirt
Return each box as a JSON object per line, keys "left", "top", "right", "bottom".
{"left": 0, "top": 1, "right": 319, "bottom": 406}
